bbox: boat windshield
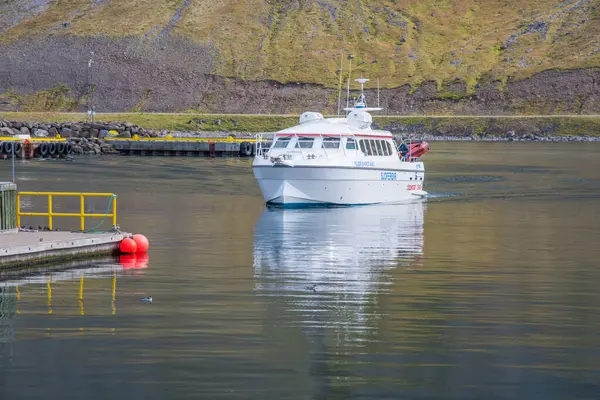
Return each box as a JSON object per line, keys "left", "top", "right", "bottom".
{"left": 273, "top": 137, "right": 291, "bottom": 148}
{"left": 295, "top": 137, "right": 315, "bottom": 149}
{"left": 346, "top": 138, "right": 357, "bottom": 150}
{"left": 322, "top": 137, "right": 341, "bottom": 149}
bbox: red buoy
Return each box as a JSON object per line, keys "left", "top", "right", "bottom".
{"left": 133, "top": 234, "right": 150, "bottom": 253}
{"left": 120, "top": 237, "right": 137, "bottom": 254}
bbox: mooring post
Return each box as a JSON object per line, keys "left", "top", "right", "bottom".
{"left": 0, "top": 182, "right": 18, "bottom": 233}
{"left": 11, "top": 141, "right": 15, "bottom": 183}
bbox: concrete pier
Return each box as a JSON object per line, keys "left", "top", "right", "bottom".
{"left": 1, "top": 137, "right": 274, "bottom": 158}
{"left": 104, "top": 138, "right": 259, "bottom": 157}
{"left": 0, "top": 231, "right": 129, "bottom": 269}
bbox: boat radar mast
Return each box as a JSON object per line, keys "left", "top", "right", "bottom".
{"left": 344, "top": 78, "right": 383, "bottom": 113}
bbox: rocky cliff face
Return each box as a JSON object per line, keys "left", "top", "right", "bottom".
{"left": 0, "top": 0, "right": 599, "bottom": 114}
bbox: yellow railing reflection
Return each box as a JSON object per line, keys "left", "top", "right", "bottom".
{"left": 6, "top": 257, "right": 151, "bottom": 332}
{"left": 46, "top": 280, "right": 52, "bottom": 315}
{"left": 15, "top": 272, "right": 124, "bottom": 317}
{"left": 79, "top": 275, "right": 84, "bottom": 316}
{"left": 112, "top": 272, "right": 117, "bottom": 316}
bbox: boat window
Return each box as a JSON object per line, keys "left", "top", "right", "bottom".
{"left": 383, "top": 141, "right": 392, "bottom": 156}
{"left": 273, "top": 137, "right": 291, "bottom": 148}
{"left": 362, "top": 140, "right": 371, "bottom": 155}
{"left": 295, "top": 137, "right": 315, "bottom": 149}
{"left": 346, "top": 138, "right": 356, "bottom": 150}
{"left": 367, "top": 140, "right": 376, "bottom": 156}
{"left": 359, "top": 140, "right": 367, "bottom": 154}
{"left": 369, "top": 140, "right": 378, "bottom": 156}
{"left": 355, "top": 139, "right": 395, "bottom": 156}
{"left": 375, "top": 140, "right": 384, "bottom": 156}
{"left": 322, "top": 137, "right": 341, "bottom": 149}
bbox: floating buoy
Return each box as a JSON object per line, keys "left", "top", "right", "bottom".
{"left": 133, "top": 234, "right": 149, "bottom": 253}
{"left": 119, "top": 254, "right": 137, "bottom": 269}
{"left": 120, "top": 237, "right": 137, "bottom": 254}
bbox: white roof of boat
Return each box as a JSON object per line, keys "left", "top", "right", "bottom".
{"left": 276, "top": 117, "right": 392, "bottom": 137}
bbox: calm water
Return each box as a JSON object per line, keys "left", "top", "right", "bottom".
{"left": 1, "top": 142, "right": 600, "bottom": 399}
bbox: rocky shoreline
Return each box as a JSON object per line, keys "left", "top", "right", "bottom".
{"left": 399, "top": 133, "right": 600, "bottom": 142}
{"left": 1, "top": 118, "right": 599, "bottom": 158}
{"left": 0, "top": 119, "right": 165, "bottom": 156}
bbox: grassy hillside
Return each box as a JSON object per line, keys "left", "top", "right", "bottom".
{"left": 1, "top": 0, "right": 598, "bottom": 90}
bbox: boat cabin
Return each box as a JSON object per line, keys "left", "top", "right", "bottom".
{"left": 270, "top": 134, "right": 396, "bottom": 157}
{"left": 259, "top": 110, "right": 401, "bottom": 160}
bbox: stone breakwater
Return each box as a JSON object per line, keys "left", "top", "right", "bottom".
{"left": 0, "top": 118, "right": 257, "bottom": 140}
{"left": 0, "top": 119, "right": 163, "bottom": 139}
{"left": 0, "top": 119, "right": 164, "bottom": 156}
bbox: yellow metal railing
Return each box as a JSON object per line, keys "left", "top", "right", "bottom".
{"left": 17, "top": 192, "right": 117, "bottom": 231}
{"left": 104, "top": 135, "right": 260, "bottom": 143}
{"left": 1, "top": 135, "right": 262, "bottom": 143}
{"left": 0, "top": 136, "right": 67, "bottom": 142}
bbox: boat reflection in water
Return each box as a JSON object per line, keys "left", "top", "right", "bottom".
{"left": 253, "top": 202, "right": 426, "bottom": 345}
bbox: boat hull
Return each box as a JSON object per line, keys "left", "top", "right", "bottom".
{"left": 253, "top": 164, "right": 426, "bottom": 206}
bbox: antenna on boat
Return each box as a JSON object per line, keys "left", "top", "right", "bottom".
{"left": 345, "top": 54, "right": 353, "bottom": 110}
{"left": 377, "top": 77, "right": 380, "bottom": 108}
{"left": 343, "top": 76, "right": 383, "bottom": 113}
{"left": 355, "top": 77, "right": 369, "bottom": 107}
{"left": 337, "top": 51, "right": 343, "bottom": 117}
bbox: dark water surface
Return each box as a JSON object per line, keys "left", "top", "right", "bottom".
{"left": 1, "top": 142, "right": 600, "bottom": 399}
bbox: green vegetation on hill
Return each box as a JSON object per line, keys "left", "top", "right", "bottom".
{"left": 1, "top": 0, "right": 598, "bottom": 89}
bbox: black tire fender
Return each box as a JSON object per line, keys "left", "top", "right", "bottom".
{"left": 48, "top": 142, "right": 57, "bottom": 156}
{"left": 40, "top": 142, "right": 49, "bottom": 156}
{"left": 240, "top": 141, "right": 252, "bottom": 157}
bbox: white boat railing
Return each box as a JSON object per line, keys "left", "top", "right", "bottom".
{"left": 255, "top": 133, "right": 267, "bottom": 158}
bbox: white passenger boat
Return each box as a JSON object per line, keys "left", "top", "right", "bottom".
{"left": 252, "top": 78, "right": 429, "bottom": 207}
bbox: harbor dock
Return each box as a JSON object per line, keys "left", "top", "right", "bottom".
{"left": 0, "top": 136, "right": 271, "bottom": 158}
{"left": 1, "top": 184, "right": 142, "bottom": 270}
{"left": 0, "top": 231, "right": 129, "bottom": 269}
{"left": 104, "top": 137, "right": 258, "bottom": 157}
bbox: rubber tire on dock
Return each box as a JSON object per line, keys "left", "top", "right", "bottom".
{"left": 2, "top": 142, "right": 13, "bottom": 154}
{"left": 240, "top": 141, "right": 253, "bottom": 157}
{"left": 14, "top": 142, "right": 22, "bottom": 153}
{"left": 58, "top": 142, "right": 66, "bottom": 155}
{"left": 66, "top": 142, "right": 73, "bottom": 155}
{"left": 39, "top": 142, "right": 49, "bottom": 157}
{"left": 48, "top": 142, "right": 57, "bottom": 156}
{"left": 0, "top": 142, "right": 4, "bottom": 155}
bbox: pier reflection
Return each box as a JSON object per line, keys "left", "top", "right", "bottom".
{"left": 0, "top": 256, "right": 150, "bottom": 364}
{"left": 253, "top": 202, "right": 426, "bottom": 345}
